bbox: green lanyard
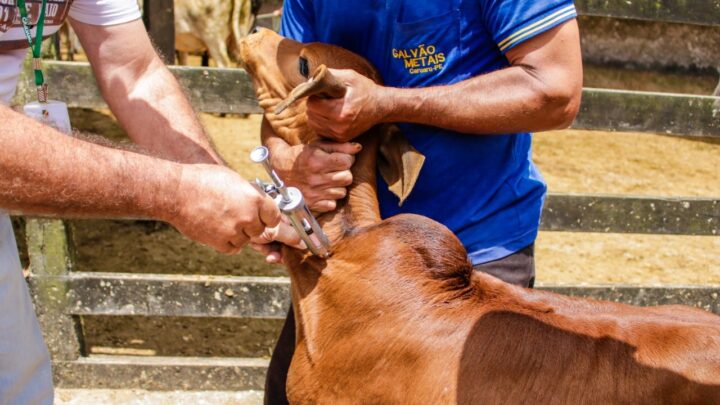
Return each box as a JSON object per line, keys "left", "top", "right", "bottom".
{"left": 17, "top": 0, "right": 48, "bottom": 103}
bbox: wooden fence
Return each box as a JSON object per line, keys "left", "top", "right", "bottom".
{"left": 13, "top": 0, "right": 720, "bottom": 391}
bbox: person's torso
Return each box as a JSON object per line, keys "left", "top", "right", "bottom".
{"left": 0, "top": 0, "right": 72, "bottom": 103}
{"left": 297, "top": 0, "right": 547, "bottom": 262}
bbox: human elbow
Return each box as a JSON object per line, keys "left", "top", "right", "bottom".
{"left": 537, "top": 82, "right": 581, "bottom": 129}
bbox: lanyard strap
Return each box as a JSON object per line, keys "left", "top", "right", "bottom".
{"left": 17, "top": 0, "right": 48, "bottom": 102}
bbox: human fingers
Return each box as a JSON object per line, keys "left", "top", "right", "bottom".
{"left": 227, "top": 228, "right": 251, "bottom": 252}
{"left": 250, "top": 242, "right": 283, "bottom": 264}
{"left": 306, "top": 170, "right": 353, "bottom": 188}
{"left": 250, "top": 223, "right": 306, "bottom": 250}
{"left": 309, "top": 199, "right": 337, "bottom": 213}
{"left": 305, "top": 111, "right": 340, "bottom": 139}
{"left": 306, "top": 96, "right": 342, "bottom": 120}
{"left": 267, "top": 222, "right": 306, "bottom": 249}
{"left": 258, "top": 193, "right": 281, "bottom": 228}
{"left": 312, "top": 140, "right": 363, "bottom": 155}
{"left": 304, "top": 147, "right": 355, "bottom": 173}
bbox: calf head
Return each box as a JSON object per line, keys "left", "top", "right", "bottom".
{"left": 238, "top": 28, "right": 425, "bottom": 208}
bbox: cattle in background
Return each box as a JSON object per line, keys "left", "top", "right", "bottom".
{"left": 53, "top": 0, "right": 265, "bottom": 67}
{"left": 175, "top": 0, "right": 263, "bottom": 67}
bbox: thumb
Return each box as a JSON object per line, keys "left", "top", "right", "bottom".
{"left": 252, "top": 222, "right": 307, "bottom": 250}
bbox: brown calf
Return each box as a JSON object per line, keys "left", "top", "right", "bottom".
{"left": 239, "top": 28, "right": 720, "bottom": 404}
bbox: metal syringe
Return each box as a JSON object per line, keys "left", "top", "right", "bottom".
{"left": 250, "top": 146, "right": 332, "bottom": 258}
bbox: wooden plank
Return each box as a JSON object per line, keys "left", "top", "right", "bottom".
{"left": 540, "top": 284, "right": 720, "bottom": 315}
{"left": 46, "top": 273, "right": 720, "bottom": 318}
{"left": 44, "top": 62, "right": 261, "bottom": 114}
{"left": 64, "top": 272, "right": 290, "bottom": 318}
{"left": 54, "top": 355, "right": 267, "bottom": 390}
{"left": 575, "top": 88, "right": 720, "bottom": 138}
{"left": 26, "top": 219, "right": 85, "bottom": 361}
{"left": 44, "top": 62, "right": 720, "bottom": 137}
{"left": 143, "top": 0, "right": 175, "bottom": 64}
{"left": 541, "top": 194, "right": 720, "bottom": 235}
{"left": 575, "top": 0, "right": 720, "bottom": 27}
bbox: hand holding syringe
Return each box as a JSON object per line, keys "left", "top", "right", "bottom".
{"left": 250, "top": 146, "right": 332, "bottom": 258}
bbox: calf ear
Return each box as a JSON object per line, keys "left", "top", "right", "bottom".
{"left": 274, "top": 64, "right": 346, "bottom": 114}
{"left": 378, "top": 125, "right": 425, "bottom": 206}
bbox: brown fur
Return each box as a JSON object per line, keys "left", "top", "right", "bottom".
{"left": 239, "top": 28, "right": 720, "bottom": 404}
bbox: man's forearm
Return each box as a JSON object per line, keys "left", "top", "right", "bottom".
{"left": 71, "top": 18, "right": 223, "bottom": 165}
{"left": 305, "top": 21, "right": 582, "bottom": 141}
{"left": 378, "top": 22, "right": 582, "bottom": 135}
{"left": 0, "top": 106, "right": 180, "bottom": 220}
{"left": 103, "top": 57, "right": 224, "bottom": 164}
{"left": 378, "top": 64, "right": 578, "bottom": 135}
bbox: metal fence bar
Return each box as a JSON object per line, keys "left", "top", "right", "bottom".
{"left": 541, "top": 194, "right": 720, "bottom": 236}
{"left": 43, "top": 62, "right": 720, "bottom": 137}
{"left": 48, "top": 273, "right": 720, "bottom": 318}
{"left": 575, "top": 0, "right": 720, "bottom": 27}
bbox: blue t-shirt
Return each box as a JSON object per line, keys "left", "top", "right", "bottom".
{"left": 280, "top": 0, "right": 577, "bottom": 264}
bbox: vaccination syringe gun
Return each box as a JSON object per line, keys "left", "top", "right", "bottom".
{"left": 250, "top": 146, "right": 332, "bottom": 258}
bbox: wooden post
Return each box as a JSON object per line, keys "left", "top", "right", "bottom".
{"left": 143, "top": 0, "right": 175, "bottom": 65}
{"left": 26, "top": 219, "right": 84, "bottom": 362}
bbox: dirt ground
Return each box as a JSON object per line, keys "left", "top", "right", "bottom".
{"left": 55, "top": 389, "right": 262, "bottom": 405}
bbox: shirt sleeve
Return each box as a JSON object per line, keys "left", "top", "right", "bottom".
{"left": 279, "top": 0, "right": 317, "bottom": 43}
{"left": 69, "top": 0, "right": 141, "bottom": 26}
{"left": 481, "top": 0, "right": 577, "bottom": 54}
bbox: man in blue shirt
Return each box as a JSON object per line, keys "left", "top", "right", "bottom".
{"left": 262, "top": 1, "right": 582, "bottom": 402}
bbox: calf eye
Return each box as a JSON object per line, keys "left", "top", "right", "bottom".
{"left": 299, "top": 57, "right": 309, "bottom": 78}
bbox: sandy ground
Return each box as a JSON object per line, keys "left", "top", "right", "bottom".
{"left": 55, "top": 389, "right": 263, "bottom": 405}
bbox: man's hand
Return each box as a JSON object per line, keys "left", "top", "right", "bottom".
{"left": 271, "top": 139, "right": 362, "bottom": 212}
{"left": 169, "top": 164, "right": 281, "bottom": 254}
{"left": 250, "top": 221, "right": 307, "bottom": 264}
{"left": 305, "top": 68, "right": 389, "bottom": 142}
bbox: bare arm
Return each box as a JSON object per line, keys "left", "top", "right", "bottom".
{"left": 0, "top": 106, "right": 289, "bottom": 253}
{"left": 0, "top": 105, "right": 179, "bottom": 219}
{"left": 306, "top": 20, "right": 583, "bottom": 141}
{"left": 70, "top": 18, "right": 224, "bottom": 164}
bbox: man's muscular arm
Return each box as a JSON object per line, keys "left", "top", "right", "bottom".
{"left": 0, "top": 106, "right": 284, "bottom": 254}
{"left": 306, "top": 20, "right": 583, "bottom": 141}
{"left": 70, "top": 18, "right": 223, "bottom": 164}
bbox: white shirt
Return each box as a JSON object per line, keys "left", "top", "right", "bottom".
{"left": 0, "top": 0, "right": 141, "bottom": 103}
